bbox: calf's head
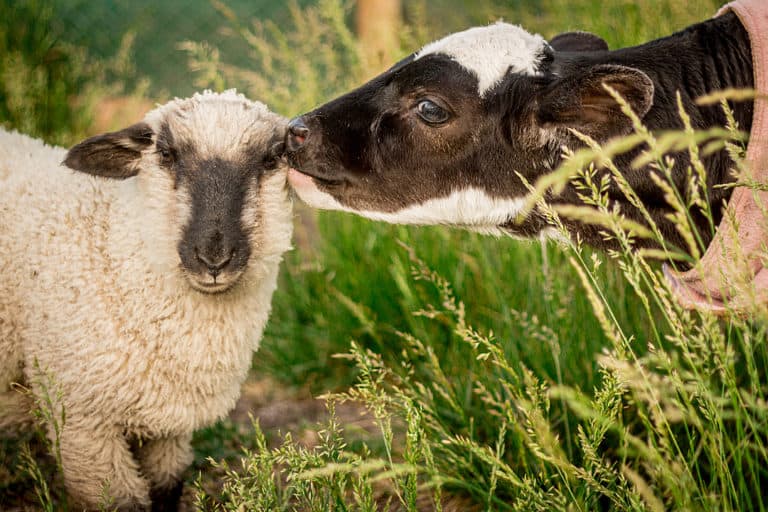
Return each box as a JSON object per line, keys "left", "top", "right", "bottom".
{"left": 286, "top": 23, "right": 653, "bottom": 233}
{"left": 64, "top": 90, "right": 291, "bottom": 293}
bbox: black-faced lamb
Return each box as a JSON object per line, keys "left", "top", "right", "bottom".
{"left": 0, "top": 90, "right": 292, "bottom": 511}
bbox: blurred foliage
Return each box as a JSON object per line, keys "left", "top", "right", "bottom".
{"left": 0, "top": 0, "right": 146, "bottom": 146}
{"left": 42, "top": 0, "right": 316, "bottom": 97}
{"left": 180, "top": 0, "right": 367, "bottom": 117}
{"left": 422, "top": 0, "right": 722, "bottom": 48}
{"left": 1, "top": 0, "right": 721, "bottom": 158}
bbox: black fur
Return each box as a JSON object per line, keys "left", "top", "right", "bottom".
{"left": 549, "top": 31, "right": 609, "bottom": 52}
{"left": 287, "top": 12, "right": 754, "bottom": 252}
{"left": 149, "top": 480, "right": 184, "bottom": 512}
{"left": 171, "top": 150, "right": 257, "bottom": 280}
{"left": 536, "top": 63, "right": 655, "bottom": 138}
{"left": 171, "top": 128, "right": 282, "bottom": 282}
{"left": 64, "top": 122, "right": 153, "bottom": 179}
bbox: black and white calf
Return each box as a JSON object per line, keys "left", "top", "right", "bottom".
{"left": 285, "top": 13, "right": 754, "bottom": 251}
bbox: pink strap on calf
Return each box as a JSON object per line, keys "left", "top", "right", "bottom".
{"left": 664, "top": 0, "right": 768, "bottom": 315}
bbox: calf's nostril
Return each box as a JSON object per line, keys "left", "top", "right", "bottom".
{"left": 287, "top": 118, "right": 310, "bottom": 149}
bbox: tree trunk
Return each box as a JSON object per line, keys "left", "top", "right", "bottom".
{"left": 356, "top": 0, "right": 402, "bottom": 76}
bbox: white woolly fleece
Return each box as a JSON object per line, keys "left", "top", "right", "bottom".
{"left": 416, "top": 21, "right": 548, "bottom": 96}
{"left": 0, "top": 91, "right": 293, "bottom": 509}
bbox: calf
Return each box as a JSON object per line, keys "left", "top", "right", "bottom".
{"left": 285, "top": 11, "right": 754, "bottom": 253}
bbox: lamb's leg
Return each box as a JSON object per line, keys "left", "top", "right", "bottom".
{"left": 0, "top": 387, "right": 35, "bottom": 431}
{"left": 135, "top": 433, "right": 193, "bottom": 512}
{"left": 58, "top": 419, "right": 151, "bottom": 511}
{"left": 0, "top": 324, "right": 30, "bottom": 430}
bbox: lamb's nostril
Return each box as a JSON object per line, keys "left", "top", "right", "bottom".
{"left": 195, "top": 247, "right": 234, "bottom": 277}
{"left": 287, "top": 118, "right": 310, "bottom": 149}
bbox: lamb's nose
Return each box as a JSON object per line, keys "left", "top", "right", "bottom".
{"left": 287, "top": 118, "right": 309, "bottom": 151}
{"left": 196, "top": 248, "right": 234, "bottom": 277}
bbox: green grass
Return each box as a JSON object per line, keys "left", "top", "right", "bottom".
{"left": 233, "top": 88, "right": 768, "bottom": 510}
{"left": 261, "top": 221, "right": 648, "bottom": 393}
{"left": 252, "top": 0, "right": 723, "bottom": 397}
{"left": 4, "top": 0, "right": 767, "bottom": 511}
{"left": 189, "top": 1, "right": 768, "bottom": 510}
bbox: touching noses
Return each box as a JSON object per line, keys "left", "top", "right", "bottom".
{"left": 286, "top": 117, "right": 309, "bottom": 151}
{"left": 195, "top": 231, "right": 235, "bottom": 277}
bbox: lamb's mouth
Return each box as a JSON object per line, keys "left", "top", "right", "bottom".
{"left": 186, "top": 272, "right": 243, "bottom": 294}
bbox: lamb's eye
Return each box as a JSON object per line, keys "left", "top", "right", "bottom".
{"left": 157, "top": 147, "right": 175, "bottom": 165}
{"left": 261, "top": 156, "right": 278, "bottom": 170}
{"left": 416, "top": 99, "right": 450, "bottom": 125}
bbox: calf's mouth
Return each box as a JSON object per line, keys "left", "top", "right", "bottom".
{"left": 284, "top": 116, "right": 350, "bottom": 188}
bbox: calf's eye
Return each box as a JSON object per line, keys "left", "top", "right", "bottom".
{"left": 416, "top": 99, "right": 450, "bottom": 125}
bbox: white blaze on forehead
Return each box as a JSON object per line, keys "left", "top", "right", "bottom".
{"left": 415, "top": 22, "right": 548, "bottom": 96}
{"left": 288, "top": 170, "right": 523, "bottom": 232}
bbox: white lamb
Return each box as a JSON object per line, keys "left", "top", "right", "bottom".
{"left": 0, "top": 90, "right": 293, "bottom": 511}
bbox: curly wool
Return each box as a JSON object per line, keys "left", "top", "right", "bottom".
{"left": 0, "top": 90, "right": 293, "bottom": 509}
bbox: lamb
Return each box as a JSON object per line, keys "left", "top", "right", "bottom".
{"left": 0, "top": 90, "right": 293, "bottom": 511}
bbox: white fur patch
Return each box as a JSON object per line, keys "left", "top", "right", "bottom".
{"left": 289, "top": 170, "right": 524, "bottom": 232}
{"left": 415, "top": 22, "right": 547, "bottom": 96}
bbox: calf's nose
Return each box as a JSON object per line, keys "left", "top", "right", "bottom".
{"left": 286, "top": 117, "right": 310, "bottom": 151}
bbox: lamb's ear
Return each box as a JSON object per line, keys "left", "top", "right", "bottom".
{"left": 262, "top": 136, "right": 287, "bottom": 171}
{"left": 247, "top": 126, "right": 287, "bottom": 171}
{"left": 64, "top": 122, "right": 154, "bottom": 179}
{"left": 549, "top": 31, "right": 608, "bottom": 52}
{"left": 536, "top": 64, "right": 654, "bottom": 140}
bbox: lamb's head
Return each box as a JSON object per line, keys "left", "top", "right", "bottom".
{"left": 64, "top": 90, "right": 292, "bottom": 294}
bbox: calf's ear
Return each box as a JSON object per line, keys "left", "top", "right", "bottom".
{"left": 536, "top": 64, "right": 654, "bottom": 140}
{"left": 549, "top": 31, "right": 609, "bottom": 52}
{"left": 64, "top": 122, "right": 154, "bottom": 179}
